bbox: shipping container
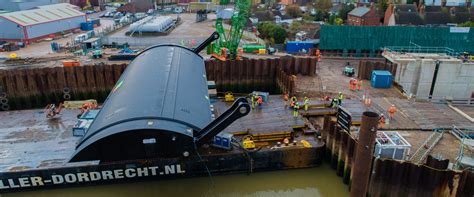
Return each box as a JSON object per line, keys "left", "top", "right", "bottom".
{"left": 286, "top": 41, "right": 314, "bottom": 54}
{"left": 243, "top": 44, "right": 265, "bottom": 53}
{"left": 63, "top": 60, "right": 81, "bottom": 67}
{"left": 371, "top": 70, "right": 393, "bottom": 88}
{"left": 80, "top": 22, "right": 94, "bottom": 31}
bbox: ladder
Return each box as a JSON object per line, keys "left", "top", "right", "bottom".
{"left": 410, "top": 130, "right": 444, "bottom": 164}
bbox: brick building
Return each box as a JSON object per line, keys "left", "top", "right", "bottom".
{"left": 347, "top": 6, "right": 380, "bottom": 26}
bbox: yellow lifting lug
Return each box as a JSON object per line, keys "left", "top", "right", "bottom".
{"left": 242, "top": 135, "right": 256, "bottom": 150}
{"left": 224, "top": 91, "right": 235, "bottom": 102}
{"left": 301, "top": 140, "right": 312, "bottom": 148}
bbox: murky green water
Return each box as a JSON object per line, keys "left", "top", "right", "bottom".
{"left": 4, "top": 164, "right": 348, "bottom": 197}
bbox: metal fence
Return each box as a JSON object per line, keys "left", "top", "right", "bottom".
{"left": 384, "top": 46, "right": 460, "bottom": 57}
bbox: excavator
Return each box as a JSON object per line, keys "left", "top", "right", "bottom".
{"left": 209, "top": 0, "right": 252, "bottom": 60}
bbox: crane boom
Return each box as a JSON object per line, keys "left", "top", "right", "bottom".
{"left": 212, "top": 0, "right": 252, "bottom": 60}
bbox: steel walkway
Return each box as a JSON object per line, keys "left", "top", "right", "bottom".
{"left": 410, "top": 130, "right": 444, "bottom": 164}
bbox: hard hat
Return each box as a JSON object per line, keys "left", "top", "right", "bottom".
{"left": 381, "top": 113, "right": 384, "bottom": 116}
{"left": 339, "top": 91, "right": 342, "bottom": 94}
{"left": 391, "top": 104, "right": 395, "bottom": 106}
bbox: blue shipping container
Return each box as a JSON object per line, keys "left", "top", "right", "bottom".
{"left": 371, "top": 70, "right": 393, "bottom": 88}
{"left": 80, "top": 22, "right": 94, "bottom": 31}
{"left": 286, "top": 41, "right": 314, "bottom": 54}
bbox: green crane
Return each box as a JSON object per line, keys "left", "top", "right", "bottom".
{"left": 211, "top": 0, "right": 252, "bottom": 60}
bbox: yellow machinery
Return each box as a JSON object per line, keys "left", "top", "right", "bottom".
{"left": 301, "top": 140, "right": 312, "bottom": 148}
{"left": 9, "top": 53, "right": 17, "bottom": 59}
{"left": 45, "top": 99, "right": 98, "bottom": 118}
{"left": 242, "top": 135, "right": 256, "bottom": 149}
{"left": 224, "top": 91, "right": 235, "bottom": 102}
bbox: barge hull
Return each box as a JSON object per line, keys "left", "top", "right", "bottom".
{"left": 0, "top": 146, "right": 323, "bottom": 193}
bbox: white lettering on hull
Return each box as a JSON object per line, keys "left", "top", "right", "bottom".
{"left": 0, "top": 164, "right": 185, "bottom": 191}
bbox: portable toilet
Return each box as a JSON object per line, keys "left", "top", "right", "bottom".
{"left": 371, "top": 70, "right": 393, "bottom": 88}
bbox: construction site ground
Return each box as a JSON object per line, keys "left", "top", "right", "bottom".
{"left": 298, "top": 58, "right": 473, "bottom": 163}
{"left": 457, "top": 106, "right": 474, "bottom": 117}
{"left": 0, "top": 18, "right": 114, "bottom": 59}
{"left": 107, "top": 13, "right": 216, "bottom": 46}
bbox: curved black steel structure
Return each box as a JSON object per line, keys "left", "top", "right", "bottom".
{"left": 70, "top": 33, "right": 250, "bottom": 163}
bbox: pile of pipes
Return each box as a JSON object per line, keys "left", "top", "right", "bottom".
{"left": 127, "top": 16, "right": 175, "bottom": 34}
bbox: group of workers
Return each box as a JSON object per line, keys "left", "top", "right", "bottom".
{"left": 329, "top": 92, "right": 344, "bottom": 108}
{"left": 281, "top": 91, "right": 398, "bottom": 129}
{"left": 379, "top": 104, "right": 398, "bottom": 128}
{"left": 283, "top": 93, "right": 311, "bottom": 119}
{"left": 349, "top": 78, "right": 362, "bottom": 91}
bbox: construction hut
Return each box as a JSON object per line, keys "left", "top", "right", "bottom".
{"left": 0, "top": 3, "right": 86, "bottom": 44}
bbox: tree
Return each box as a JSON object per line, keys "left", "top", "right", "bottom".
{"left": 257, "top": 22, "right": 276, "bottom": 39}
{"left": 315, "top": 0, "right": 332, "bottom": 13}
{"left": 286, "top": 4, "right": 302, "bottom": 18}
{"left": 378, "top": 0, "right": 389, "bottom": 14}
{"left": 338, "top": 3, "right": 355, "bottom": 20}
{"left": 315, "top": 10, "right": 329, "bottom": 21}
{"left": 256, "top": 22, "right": 288, "bottom": 44}
{"left": 272, "top": 26, "right": 288, "bottom": 44}
{"left": 459, "top": 21, "right": 474, "bottom": 27}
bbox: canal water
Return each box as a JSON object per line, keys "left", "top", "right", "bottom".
{"left": 4, "top": 164, "right": 348, "bottom": 197}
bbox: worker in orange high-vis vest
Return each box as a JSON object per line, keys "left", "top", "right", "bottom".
{"left": 349, "top": 78, "right": 354, "bottom": 91}
{"left": 351, "top": 79, "right": 358, "bottom": 91}
{"left": 379, "top": 114, "right": 386, "bottom": 128}
{"left": 257, "top": 96, "right": 263, "bottom": 109}
{"left": 388, "top": 104, "right": 397, "bottom": 120}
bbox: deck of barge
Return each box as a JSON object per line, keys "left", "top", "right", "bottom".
{"left": 0, "top": 96, "right": 327, "bottom": 173}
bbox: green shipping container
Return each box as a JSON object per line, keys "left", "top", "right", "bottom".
{"left": 243, "top": 44, "right": 265, "bottom": 53}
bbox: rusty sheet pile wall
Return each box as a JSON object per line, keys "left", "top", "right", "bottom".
{"left": 0, "top": 64, "right": 128, "bottom": 110}
{"left": 319, "top": 116, "right": 474, "bottom": 196}
{"left": 204, "top": 57, "right": 316, "bottom": 93}
{"left": 358, "top": 61, "right": 397, "bottom": 80}
{"left": 0, "top": 57, "right": 317, "bottom": 110}
{"left": 275, "top": 68, "right": 296, "bottom": 96}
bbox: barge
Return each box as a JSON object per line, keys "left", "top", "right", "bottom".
{"left": 0, "top": 33, "right": 330, "bottom": 193}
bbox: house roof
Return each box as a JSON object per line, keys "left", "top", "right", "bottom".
{"left": 394, "top": 4, "right": 418, "bottom": 12}
{"left": 424, "top": 12, "right": 450, "bottom": 24}
{"left": 395, "top": 12, "right": 424, "bottom": 25}
{"left": 349, "top": 7, "right": 370, "bottom": 17}
{"left": 0, "top": 3, "right": 85, "bottom": 26}
{"left": 253, "top": 11, "right": 275, "bottom": 21}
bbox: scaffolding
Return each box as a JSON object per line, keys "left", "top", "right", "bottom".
{"left": 374, "top": 131, "right": 412, "bottom": 160}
